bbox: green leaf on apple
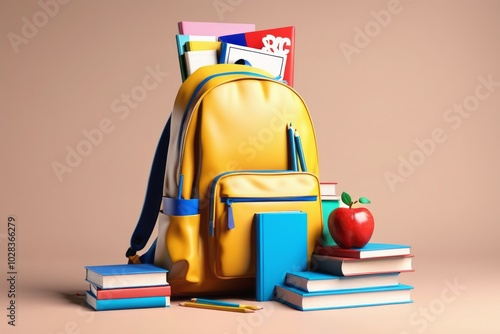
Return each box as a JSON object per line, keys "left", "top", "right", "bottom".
{"left": 340, "top": 192, "right": 371, "bottom": 208}
{"left": 341, "top": 192, "right": 352, "bottom": 207}
{"left": 359, "top": 197, "right": 371, "bottom": 204}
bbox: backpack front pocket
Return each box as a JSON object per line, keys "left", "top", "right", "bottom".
{"left": 208, "top": 171, "right": 323, "bottom": 279}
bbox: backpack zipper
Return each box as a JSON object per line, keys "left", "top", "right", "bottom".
{"left": 208, "top": 170, "right": 316, "bottom": 236}
{"left": 221, "top": 195, "right": 317, "bottom": 231}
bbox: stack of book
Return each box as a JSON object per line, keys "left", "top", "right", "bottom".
{"left": 84, "top": 264, "right": 170, "bottom": 311}
{"left": 175, "top": 21, "right": 296, "bottom": 86}
{"left": 274, "top": 243, "right": 414, "bottom": 311}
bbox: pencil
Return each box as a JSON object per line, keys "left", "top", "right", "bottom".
{"left": 179, "top": 301, "right": 254, "bottom": 313}
{"left": 190, "top": 298, "right": 263, "bottom": 310}
{"left": 288, "top": 123, "right": 298, "bottom": 171}
{"left": 294, "top": 129, "right": 307, "bottom": 172}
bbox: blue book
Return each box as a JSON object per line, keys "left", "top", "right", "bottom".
{"left": 255, "top": 211, "right": 308, "bottom": 301}
{"left": 275, "top": 283, "right": 413, "bottom": 311}
{"left": 85, "top": 291, "right": 170, "bottom": 311}
{"left": 285, "top": 271, "right": 399, "bottom": 292}
{"left": 85, "top": 264, "right": 168, "bottom": 289}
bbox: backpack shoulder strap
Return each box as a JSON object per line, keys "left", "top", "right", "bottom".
{"left": 126, "top": 116, "right": 171, "bottom": 261}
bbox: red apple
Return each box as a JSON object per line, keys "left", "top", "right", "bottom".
{"left": 327, "top": 192, "right": 374, "bottom": 249}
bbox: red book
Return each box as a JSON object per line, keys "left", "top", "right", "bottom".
{"left": 90, "top": 284, "right": 171, "bottom": 300}
{"left": 219, "top": 26, "right": 296, "bottom": 87}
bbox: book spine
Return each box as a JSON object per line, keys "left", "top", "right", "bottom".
{"left": 255, "top": 214, "right": 265, "bottom": 301}
{"left": 315, "top": 247, "right": 361, "bottom": 259}
{"left": 95, "top": 296, "right": 170, "bottom": 311}
{"left": 311, "top": 255, "right": 344, "bottom": 276}
{"left": 95, "top": 286, "right": 171, "bottom": 299}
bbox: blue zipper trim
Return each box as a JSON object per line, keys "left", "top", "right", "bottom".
{"left": 177, "top": 71, "right": 276, "bottom": 151}
{"left": 207, "top": 170, "right": 314, "bottom": 236}
{"left": 221, "top": 196, "right": 317, "bottom": 204}
{"left": 222, "top": 195, "right": 317, "bottom": 231}
{"left": 208, "top": 170, "right": 288, "bottom": 236}
{"left": 208, "top": 169, "right": 289, "bottom": 203}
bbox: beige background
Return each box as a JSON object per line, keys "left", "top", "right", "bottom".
{"left": 1, "top": 0, "right": 500, "bottom": 333}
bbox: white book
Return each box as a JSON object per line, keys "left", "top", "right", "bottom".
{"left": 320, "top": 182, "right": 337, "bottom": 196}
{"left": 185, "top": 50, "right": 218, "bottom": 76}
{"left": 219, "top": 42, "right": 287, "bottom": 79}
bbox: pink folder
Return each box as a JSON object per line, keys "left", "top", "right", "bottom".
{"left": 178, "top": 21, "right": 255, "bottom": 37}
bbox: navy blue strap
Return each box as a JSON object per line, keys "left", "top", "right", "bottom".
{"left": 126, "top": 116, "right": 171, "bottom": 258}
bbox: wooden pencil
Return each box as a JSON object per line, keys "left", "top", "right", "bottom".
{"left": 179, "top": 301, "right": 254, "bottom": 313}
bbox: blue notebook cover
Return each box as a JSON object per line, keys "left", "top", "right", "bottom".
{"left": 255, "top": 211, "right": 308, "bottom": 301}
{"left": 85, "top": 264, "right": 167, "bottom": 276}
{"left": 85, "top": 291, "right": 170, "bottom": 311}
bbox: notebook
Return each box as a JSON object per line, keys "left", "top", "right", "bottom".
{"left": 255, "top": 211, "right": 308, "bottom": 301}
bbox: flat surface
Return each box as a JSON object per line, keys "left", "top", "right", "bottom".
{"left": 3, "top": 257, "right": 499, "bottom": 333}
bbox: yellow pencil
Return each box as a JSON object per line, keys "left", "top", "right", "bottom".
{"left": 190, "top": 298, "right": 263, "bottom": 311}
{"left": 179, "top": 301, "right": 254, "bottom": 313}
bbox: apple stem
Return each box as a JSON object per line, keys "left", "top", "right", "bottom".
{"left": 349, "top": 200, "right": 358, "bottom": 209}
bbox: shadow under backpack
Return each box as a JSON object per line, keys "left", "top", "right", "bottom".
{"left": 125, "top": 64, "right": 324, "bottom": 297}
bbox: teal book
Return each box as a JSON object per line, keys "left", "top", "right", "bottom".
{"left": 85, "top": 291, "right": 170, "bottom": 311}
{"left": 275, "top": 283, "right": 413, "bottom": 311}
{"left": 255, "top": 211, "right": 308, "bottom": 301}
{"left": 320, "top": 195, "right": 340, "bottom": 246}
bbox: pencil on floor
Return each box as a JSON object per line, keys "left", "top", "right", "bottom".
{"left": 179, "top": 301, "right": 255, "bottom": 313}
{"left": 191, "top": 298, "right": 263, "bottom": 310}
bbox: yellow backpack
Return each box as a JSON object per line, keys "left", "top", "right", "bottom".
{"left": 126, "top": 64, "right": 323, "bottom": 296}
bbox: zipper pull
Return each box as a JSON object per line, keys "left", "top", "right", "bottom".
{"left": 226, "top": 199, "right": 235, "bottom": 230}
